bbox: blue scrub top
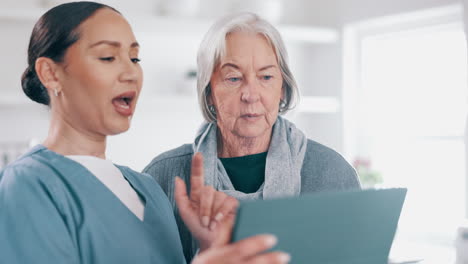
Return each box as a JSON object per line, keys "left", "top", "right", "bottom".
{"left": 0, "top": 145, "right": 186, "bottom": 264}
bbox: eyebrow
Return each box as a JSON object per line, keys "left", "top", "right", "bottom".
{"left": 220, "top": 63, "right": 240, "bottom": 70}
{"left": 220, "top": 63, "right": 277, "bottom": 71}
{"left": 89, "top": 40, "right": 140, "bottom": 49}
{"left": 258, "top": 65, "right": 276, "bottom": 71}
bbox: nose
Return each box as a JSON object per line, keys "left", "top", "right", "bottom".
{"left": 240, "top": 77, "right": 261, "bottom": 103}
{"left": 119, "top": 58, "right": 141, "bottom": 84}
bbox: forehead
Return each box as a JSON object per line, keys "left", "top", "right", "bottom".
{"left": 76, "top": 8, "right": 136, "bottom": 45}
{"left": 222, "top": 31, "right": 277, "bottom": 63}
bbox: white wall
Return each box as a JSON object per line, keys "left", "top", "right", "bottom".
{"left": 0, "top": 104, "right": 49, "bottom": 143}
{"left": 0, "top": 19, "right": 32, "bottom": 98}
{"left": 282, "top": 0, "right": 459, "bottom": 26}
{"left": 0, "top": 17, "right": 49, "bottom": 149}
{"left": 461, "top": 0, "right": 468, "bottom": 218}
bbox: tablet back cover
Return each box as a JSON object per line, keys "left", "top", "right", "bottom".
{"left": 232, "top": 188, "right": 407, "bottom": 264}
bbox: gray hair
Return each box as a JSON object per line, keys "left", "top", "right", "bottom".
{"left": 197, "top": 12, "right": 300, "bottom": 123}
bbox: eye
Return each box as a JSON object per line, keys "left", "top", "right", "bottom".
{"left": 262, "top": 75, "right": 273, "bottom": 81}
{"left": 131, "top": 58, "right": 141, "bottom": 63}
{"left": 99, "top": 57, "right": 115, "bottom": 62}
{"left": 227, "top": 77, "right": 242, "bottom": 83}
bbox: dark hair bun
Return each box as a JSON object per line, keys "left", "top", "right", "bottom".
{"left": 21, "top": 67, "right": 50, "bottom": 105}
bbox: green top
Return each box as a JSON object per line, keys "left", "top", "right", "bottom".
{"left": 220, "top": 152, "right": 267, "bottom": 193}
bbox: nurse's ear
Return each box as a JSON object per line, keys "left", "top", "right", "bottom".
{"left": 35, "top": 57, "right": 62, "bottom": 96}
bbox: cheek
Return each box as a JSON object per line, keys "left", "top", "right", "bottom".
{"left": 264, "top": 86, "right": 282, "bottom": 110}
{"left": 80, "top": 77, "right": 109, "bottom": 107}
{"left": 215, "top": 95, "right": 238, "bottom": 117}
{"left": 136, "top": 66, "right": 144, "bottom": 90}
{"left": 67, "top": 62, "right": 107, "bottom": 95}
{"left": 211, "top": 84, "right": 237, "bottom": 112}
{"left": 67, "top": 72, "right": 111, "bottom": 116}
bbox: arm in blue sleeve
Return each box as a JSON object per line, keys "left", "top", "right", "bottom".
{"left": 0, "top": 165, "right": 80, "bottom": 264}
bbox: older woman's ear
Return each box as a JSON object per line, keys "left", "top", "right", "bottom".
{"left": 279, "top": 99, "right": 286, "bottom": 113}
{"left": 278, "top": 84, "right": 287, "bottom": 113}
{"left": 206, "top": 84, "right": 213, "bottom": 105}
{"left": 204, "top": 84, "right": 218, "bottom": 118}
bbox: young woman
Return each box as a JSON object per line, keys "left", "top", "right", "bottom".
{"left": 0, "top": 2, "right": 290, "bottom": 264}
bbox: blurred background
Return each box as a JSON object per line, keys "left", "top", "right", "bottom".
{"left": 0, "top": 0, "right": 466, "bottom": 263}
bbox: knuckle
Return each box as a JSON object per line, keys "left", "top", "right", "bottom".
{"left": 235, "top": 241, "right": 254, "bottom": 256}
{"left": 226, "top": 197, "right": 239, "bottom": 208}
{"left": 216, "top": 190, "right": 227, "bottom": 198}
{"left": 203, "top": 186, "right": 214, "bottom": 195}
{"left": 236, "top": 247, "right": 249, "bottom": 257}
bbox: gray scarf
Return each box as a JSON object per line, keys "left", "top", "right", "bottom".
{"left": 192, "top": 116, "right": 308, "bottom": 200}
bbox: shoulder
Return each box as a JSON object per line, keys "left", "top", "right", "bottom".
{"left": 143, "top": 144, "right": 193, "bottom": 177}
{"left": 304, "top": 139, "right": 349, "bottom": 165}
{"left": 0, "top": 148, "right": 84, "bottom": 264}
{"left": 0, "top": 150, "right": 65, "bottom": 212}
{"left": 142, "top": 144, "right": 193, "bottom": 198}
{"left": 0, "top": 149, "right": 59, "bottom": 189}
{"left": 145, "top": 144, "right": 193, "bottom": 168}
{"left": 301, "top": 139, "right": 361, "bottom": 191}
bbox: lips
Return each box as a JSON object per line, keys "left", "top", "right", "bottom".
{"left": 241, "top": 113, "right": 263, "bottom": 121}
{"left": 112, "top": 91, "right": 136, "bottom": 116}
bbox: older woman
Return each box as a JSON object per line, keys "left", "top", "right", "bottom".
{"left": 144, "top": 12, "right": 361, "bottom": 261}
{"left": 0, "top": 3, "right": 290, "bottom": 264}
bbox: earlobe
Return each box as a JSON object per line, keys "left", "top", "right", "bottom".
{"left": 35, "top": 57, "right": 61, "bottom": 95}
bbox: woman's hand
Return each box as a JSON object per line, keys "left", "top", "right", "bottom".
{"left": 175, "top": 152, "right": 290, "bottom": 263}
{"left": 174, "top": 152, "right": 239, "bottom": 251}
{"left": 192, "top": 214, "right": 291, "bottom": 264}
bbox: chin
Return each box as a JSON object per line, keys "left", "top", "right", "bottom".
{"left": 106, "top": 121, "right": 131, "bottom": 136}
{"left": 236, "top": 126, "right": 270, "bottom": 138}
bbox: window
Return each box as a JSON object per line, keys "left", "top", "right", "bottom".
{"left": 343, "top": 4, "right": 467, "bottom": 252}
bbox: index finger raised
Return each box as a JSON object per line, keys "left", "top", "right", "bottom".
{"left": 190, "top": 152, "right": 205, "bottom": 200}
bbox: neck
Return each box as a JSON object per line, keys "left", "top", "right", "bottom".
{"left": 217, "top": 128, "right": 271, "bottom": 158}
{"left": 43, "top": 111, "right": 107, "bottom": 159}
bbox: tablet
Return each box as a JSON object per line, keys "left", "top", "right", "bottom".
{"left": 232, "top": 188, "right": 407, "bottom": 264}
